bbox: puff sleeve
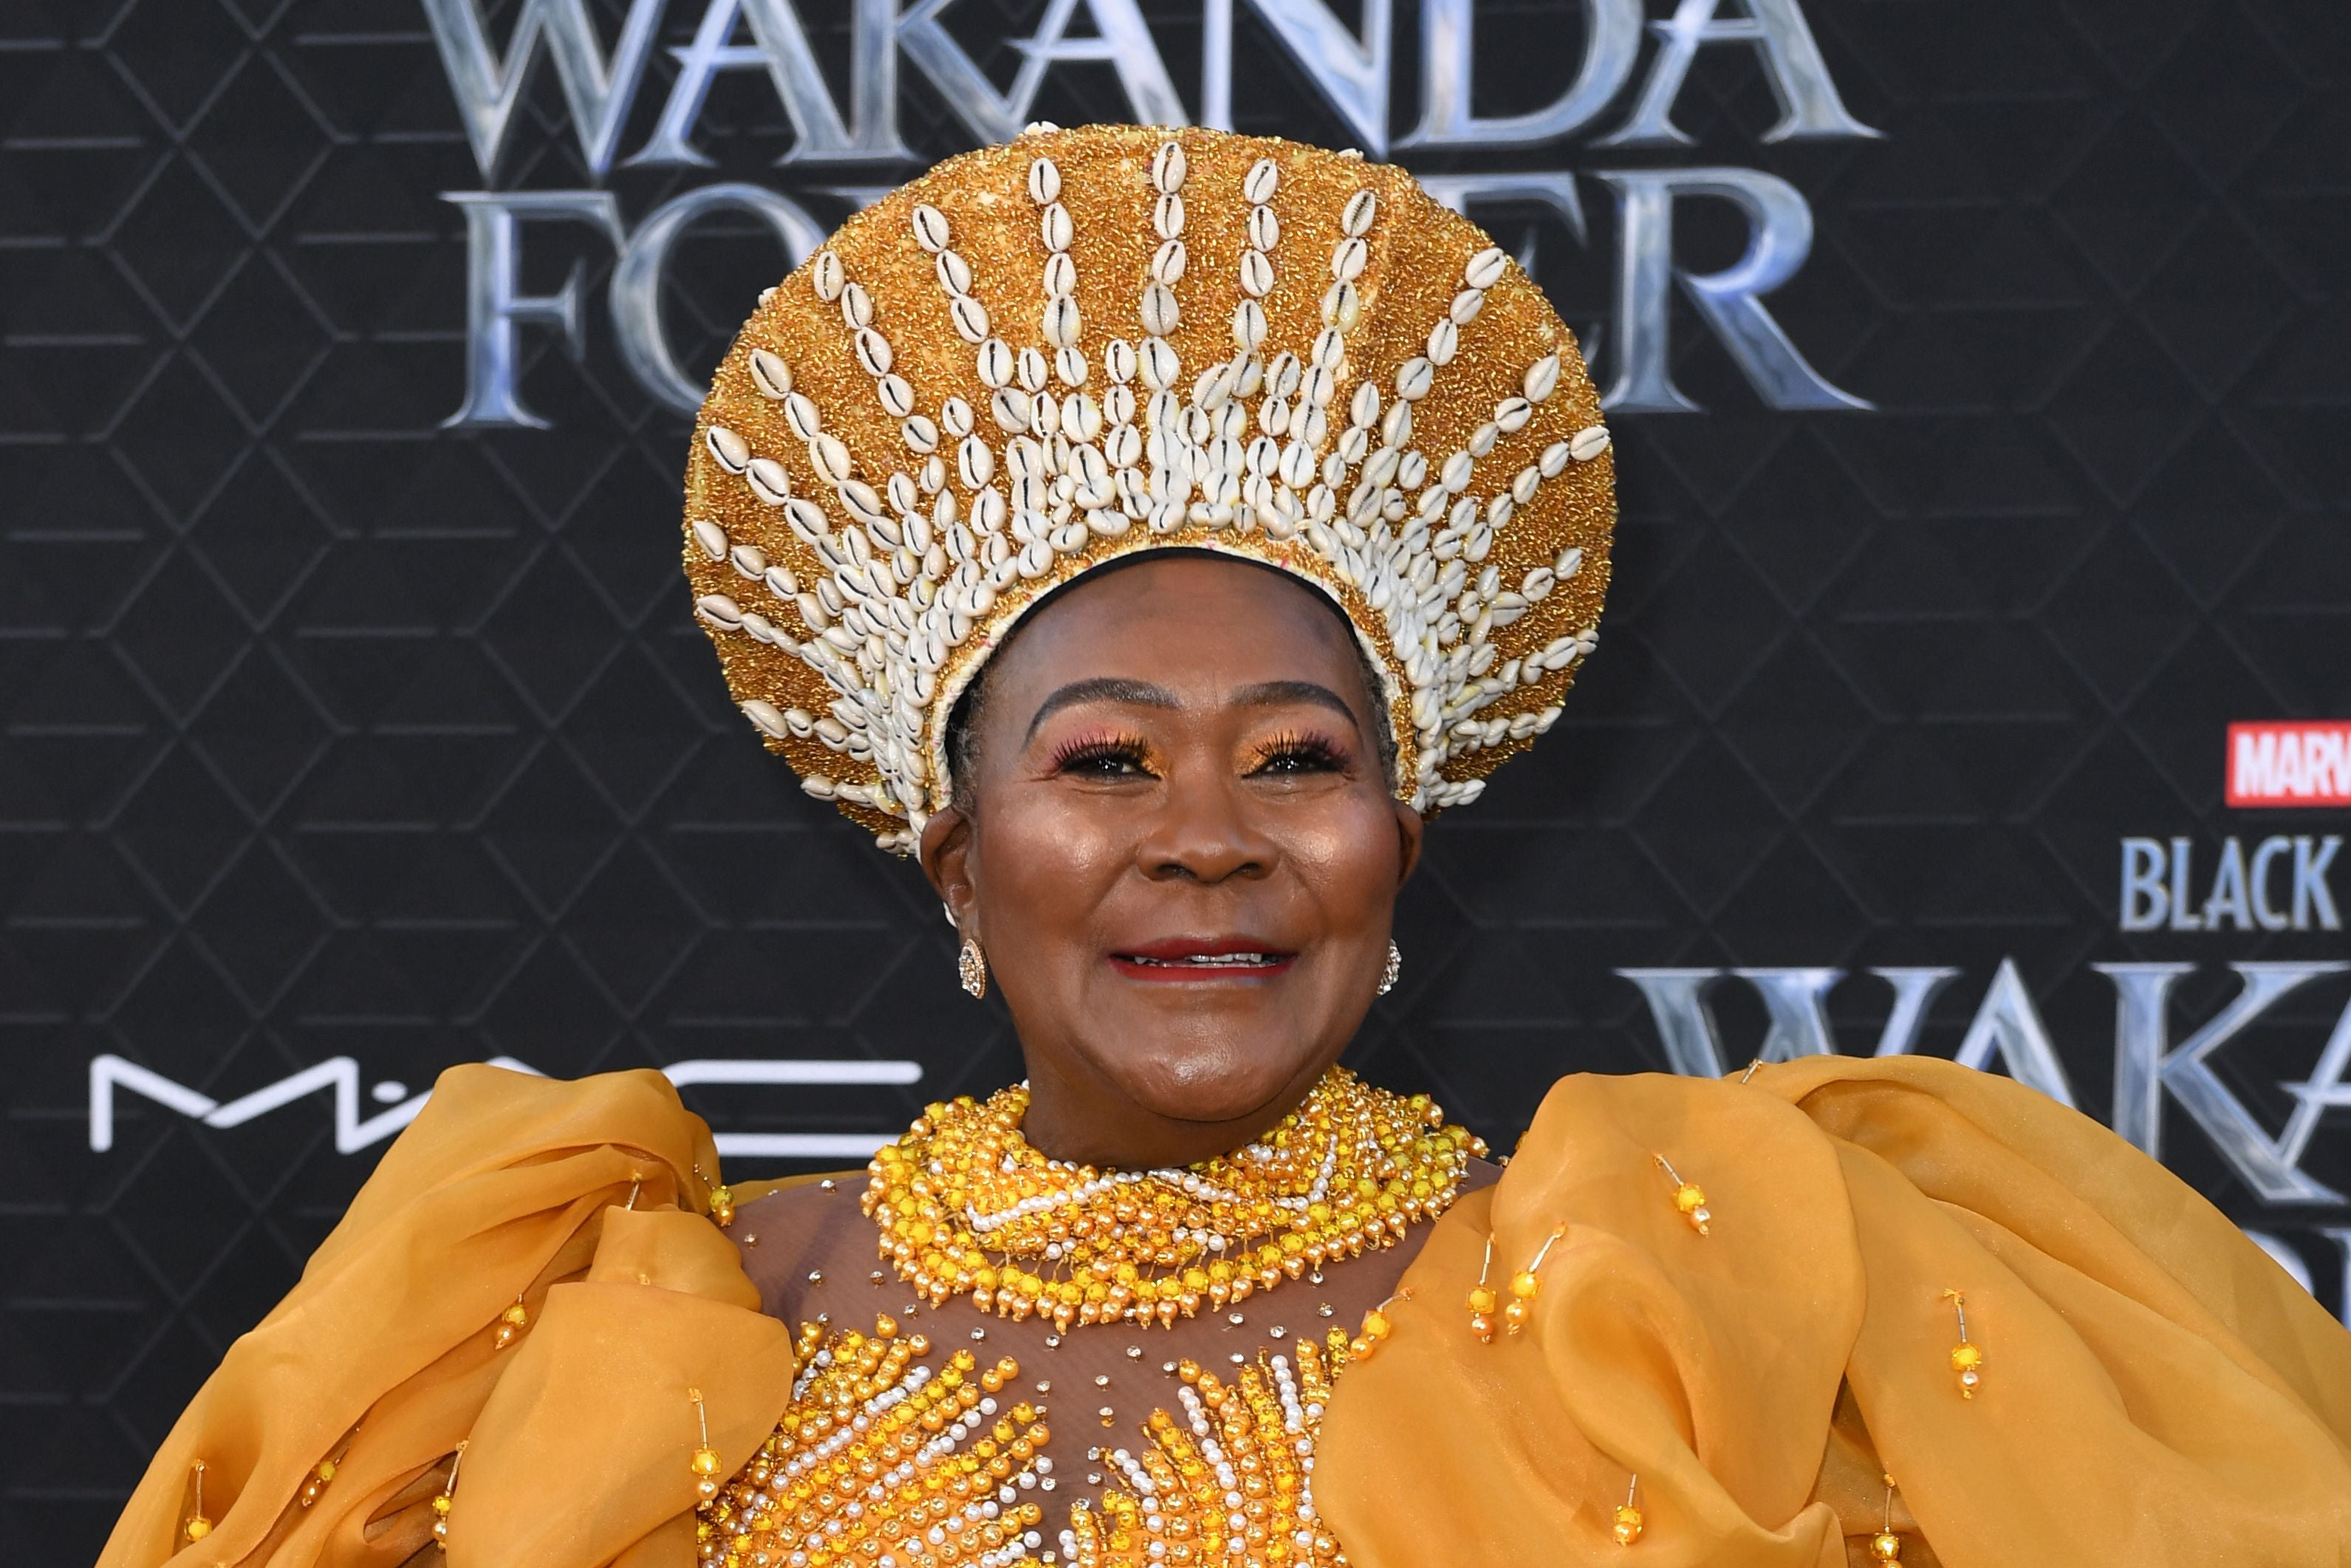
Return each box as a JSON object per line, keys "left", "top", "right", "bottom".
{"left": 96, "top": 1065, "right": 798, "bottom": 1568}
{"left": 1313, "top": 1056, "right": 2351, "bottom": 1567}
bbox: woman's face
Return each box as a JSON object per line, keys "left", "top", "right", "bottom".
{"left": 920, "top": 555, "right": 1420, "bottom": 1166}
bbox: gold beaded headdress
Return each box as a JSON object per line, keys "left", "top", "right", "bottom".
{"left": 683, "top": 123, "right": 1615, "bottom": 852}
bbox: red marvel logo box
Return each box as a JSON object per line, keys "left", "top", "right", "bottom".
{"left": 2228, "top": 722, "right": 2351, "bottom": 808}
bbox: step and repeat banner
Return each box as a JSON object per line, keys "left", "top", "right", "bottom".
{"left": 5, "top": 0, "right": 2347, "bottom": 1552}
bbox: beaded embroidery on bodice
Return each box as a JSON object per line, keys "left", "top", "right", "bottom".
{"left": 695, "top": 1313, "right": 1351, "bottom": 1568}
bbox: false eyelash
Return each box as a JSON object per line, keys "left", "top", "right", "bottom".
{"left": 1049, "top": 732, "right": 1154, "bottom": 773}
{"left": 1250, "top": 730, "right": 1351, "bottom": 773}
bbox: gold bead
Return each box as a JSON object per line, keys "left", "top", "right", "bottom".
{"left": 1612, "top": 1504, "right": 1643, "bottom": 1546}
{"left": 1508, "top": 1270, "right": 1540, "bottom": 1300}
{"left": 1361, "top": 1309, "right": 1391, "bottom": 1340}
{"left": 1950, "top": 1343, "right": 1982, "bottom": 1372}
{"left": 1871, "top": 1530, "right": 1903, "bottom": 1562}
{"left": 1672, "top": 1182, "right": 1705, "bottom": 1215}
{"left": 692, "top": 1447, "right": 722, "bottom": 1476}
{"left": 1466, "top": 1286, "right": 1497, "bottom": 1315}
{"left": 183, "top": 1517, "right": 212, "bottom": 1543}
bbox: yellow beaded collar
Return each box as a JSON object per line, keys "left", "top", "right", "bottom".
{"left": 860, "top": 1068, "right": 1480, "bottom": 1332}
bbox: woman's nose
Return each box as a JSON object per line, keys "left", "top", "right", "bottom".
{"left": 1135, "top": 764, "right": 1277, "bottom": 884}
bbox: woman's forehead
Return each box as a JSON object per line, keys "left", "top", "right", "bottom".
{"left": 987, "top": 555, "right": 1363, "bottom": 702}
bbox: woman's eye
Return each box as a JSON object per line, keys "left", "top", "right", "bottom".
{"left": 1252, "top": 742, "right": 1345, "bottom": 776}
{"left": 1055, "top": 742, "right": 1152, "bottom": 777}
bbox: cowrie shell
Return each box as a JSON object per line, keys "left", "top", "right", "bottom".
{"left": 696, "top": 593, "right": 743, "bottom": 630}
{"left": 811, "top": 249, "right": 843, "bottom": 300}
{"left": 1141, "top": 284, "right": 1180, "bottom": 337}
{"left": 1027, "top": 157, "right": 1061, "bottom": 205}
{"left": 690, "top": 519, "right": 728, "bottom": 561}
{"left": 1248, "top": 205, "right": 1279, "bottom": 252}
{"left": 1394, "top": 357, "right": 1434, "bottom": 401}
{"left": 1044, "top": 295, "right": 1081, "bottom": 349}
{"left": 855, "top": 327, "right": 893, "bottom": 377}
{"left": 839, "top": 281, "right": 872, "bottom": 328}
{"left": 705, "top": 425, "right": 750, "bottom": 472}
{"left": 810, "top": 433, "right": 852, "bottom": 484}
{"left": 1041, "top": 202, "right": 1073, "bottom": 252}
{"left": 747, "top": 349, "right": 792, "bottom": 398}
{"left": 1151, "top": 140, "right": 1186, "bottom": 193}
{"left": 1570, "top": 425, "right": 1612, "bottom": 462}
{"left": 746, "top": 456, "right": 793, "bottom": 506}
{"left": 1239, "top": 248, "right": 1274, "bottom": 298}
{"left": 1243, "top": 158, "right": 1279, "bottom": 204}
{"left": 911, "top": 204, "right": 950, "bottom": 252}
{"left": 1341, "top": 189, "right": 1377, "bottom": 236}
{"left": 949, "top": 293, "right": 990, "bottom": 343}
{"left": 1464, "top": 246, "right": 1508, "bottom": 290}
{"left": 1524, "top": 355, "right": 1561, "bottom": 403}
{"left": 742, "top": 700, "right": 787, "bottom": 738}
{"left": 1426, "top": 318, "right": 1459, "bottom": 366}
{"left": 1150, "top": 238, "right": 1187, "bottom": 284}
{"left": 935, "top": 248, "right": 972, "bottom": 295}
{"left": 782, "top": 391, "right": 821, "bottom": 441}
{"left": 1331, "top": 236, "right": 1369, "bottom": 282}
{"left": 1152, "top": 192, "right": 1183, "bottom": 239}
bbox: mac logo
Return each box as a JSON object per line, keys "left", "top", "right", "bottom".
{"left": 87, "top": 1055, "right": 922, "bottom": 1160}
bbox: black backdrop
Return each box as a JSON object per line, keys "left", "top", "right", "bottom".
{"left": 6, "top": 0, "right": 2350, "bottom": 1557}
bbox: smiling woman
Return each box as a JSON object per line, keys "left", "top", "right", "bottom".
{"left": 97, "top": 126, "right": 2351, "bottom": 1568}
{"left": 926, "top": 553, "right": 1417, "bottom": 1165}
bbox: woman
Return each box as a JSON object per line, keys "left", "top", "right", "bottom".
{"left": 100, "top": 126, "right": 2351, "bottom": 1568}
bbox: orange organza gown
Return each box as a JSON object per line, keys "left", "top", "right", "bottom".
{"left": 97, "top": 1058, "right": 2351, "bottom": 1568}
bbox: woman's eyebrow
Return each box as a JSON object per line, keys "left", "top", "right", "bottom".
{"left": 1024, "top": 677, "right": 1177, "bottom": 741}
{"left": 1230, "top": 680, "right": 1359, "bottom": 725}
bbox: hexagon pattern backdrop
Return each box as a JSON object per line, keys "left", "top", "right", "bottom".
{"left": 4, "top": 0, "right": 2350, "bottom": 1557}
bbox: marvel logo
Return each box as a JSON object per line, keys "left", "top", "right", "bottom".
{"left": 2227, "top": 722, "right": 2351, "bottom": 808}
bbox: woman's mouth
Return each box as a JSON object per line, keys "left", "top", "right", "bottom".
{"left": 1109, "top": 939, "right": 1298, "bottom": 981}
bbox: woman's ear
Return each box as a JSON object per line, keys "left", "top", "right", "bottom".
{"left": 1391, "top": 798, "right": 1424, "bottom": 889}
{"left": 920, "top": 805, "right": 979, "bottom": 935}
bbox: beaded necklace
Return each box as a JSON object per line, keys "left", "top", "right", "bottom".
{"left": 861, "top": 1068, "right": 1481, "bottom": 1332}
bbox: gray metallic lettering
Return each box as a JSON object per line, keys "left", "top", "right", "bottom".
{"left": 900, "top": 0, "right": 1184, "bottom": 147}
{"left": 1597, "top": 0, "right": 1881, "bottom": 148}
{"left": 420, "top": 0, "right": 667, "bottom": 179}
{"left": 441, "top": 190, "right": 625, "bottom": 430}
{"left": 630, "top": 0, "right": 909, "bottom": 165}
{"left": 1404, "top": 0, "right": 1642, "bottom": 149}
{"left": 1598, "top": 166, "right": 1871, "bottom": 414}
{"left": 612, "top": 184, "right": 829, "bottom": 414}
{"left": 1618, "top": 966, "right": 1842, "bottom": 1076}
{"left": 1202, "top": 0, "right": 1391, "bottom": 151}
{"left": 1950, "top": 956, "right": 2074, "bottom": 1106}
{"left": 1866, "top": 966, "right": 1962, "bottom": 1057}
{"left": 2096, "top": 961, "right": 2351, "bottom": 1205}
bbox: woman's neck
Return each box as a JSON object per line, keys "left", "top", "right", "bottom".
{"left": 1015, "top": 1052, "right": 1334, "bottom": 1168}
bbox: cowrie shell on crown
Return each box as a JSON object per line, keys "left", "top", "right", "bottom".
{"left": 681, "top": 126, "right": 1613, "bottom": 847}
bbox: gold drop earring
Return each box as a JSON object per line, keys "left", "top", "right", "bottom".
{"left": 959, "top": 937, "right": 988, "bottom": 999}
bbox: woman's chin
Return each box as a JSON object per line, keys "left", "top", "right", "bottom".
{"left": 1101, "top": 1041, "right": 1322, "bottom": 1132}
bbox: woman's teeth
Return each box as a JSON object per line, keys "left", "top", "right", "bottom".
{"left": 1124, "top": 953, "right": 1279, "bottom": 966}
